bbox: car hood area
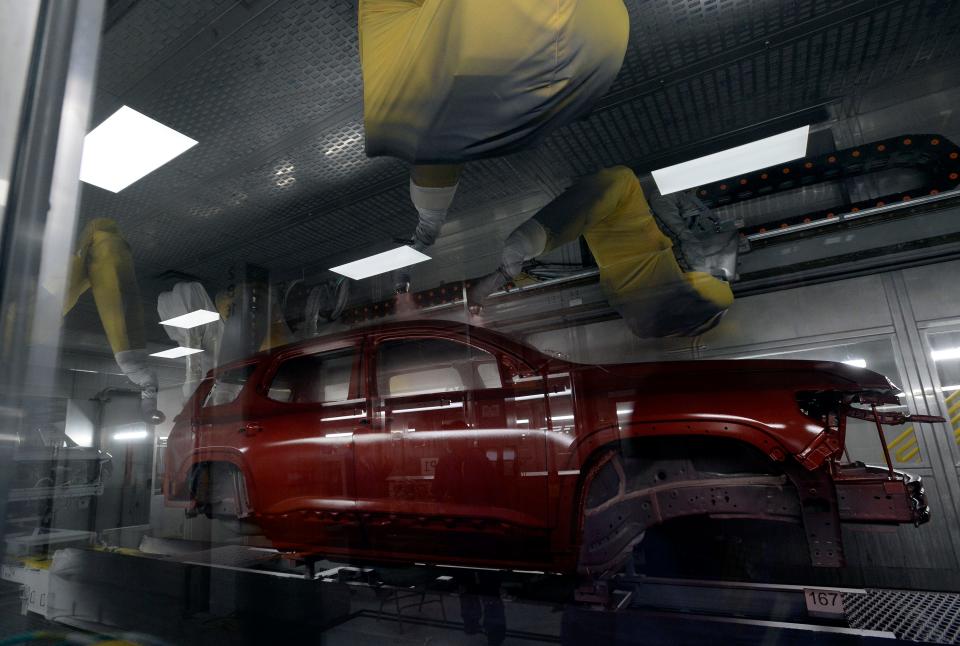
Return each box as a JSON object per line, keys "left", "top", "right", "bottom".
{"left": 591, "top": 359, "right": 900, "bottom": 399}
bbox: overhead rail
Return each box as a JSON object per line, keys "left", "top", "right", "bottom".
{"left": 701, "top": 134, "right": 960, "bottom": 238}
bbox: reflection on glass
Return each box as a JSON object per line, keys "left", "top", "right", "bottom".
{"left": 927, "top": 330, "right": 960, "bottom": 461}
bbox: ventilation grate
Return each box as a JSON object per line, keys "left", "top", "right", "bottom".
{"left": 845, "top": 589, "right": 960, "bottom": 644}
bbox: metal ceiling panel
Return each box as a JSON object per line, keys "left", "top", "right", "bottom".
{"left": 234, "top": 122, "right": 407, "bottom": 228}
{"left": 541, "top": 1, "right": 960, "bottom": 180}
{"left": 612, "top": 0, "right": 853, "bottom": 95}
{"left": 96, "top": 0, "right": 235, "bottom": 97}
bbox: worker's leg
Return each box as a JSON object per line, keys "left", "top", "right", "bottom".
{"left": 395, "top": 164, "right": 463, "bottom": 292}
{"left": 78, "top": 219, "right": 162, "bottom": 422}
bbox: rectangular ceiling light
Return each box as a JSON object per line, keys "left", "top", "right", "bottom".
{"left": 651, "top": 125, "right": 810, "bottom": 195}
{"left": 150, "top": 346, "right": 204, "bottom": 359}
{"left": 932, "top": 347, "right": 960, "bottom": 362}
{"left": 842, "top": 359, "right": 867, "bottom": 368}
{"left": 329, "top": 245, "right": 430, "bottom": 280}
{"left": 114, "top": 428, "right": 149, "bottom": 441}
{"left": 80, "top": 106, "right": 198, "bottom": 193}
{"left": 159, "top": 309, "right": 221, "bottom": 329}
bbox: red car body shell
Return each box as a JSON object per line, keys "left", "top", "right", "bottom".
{"left": 164, "top": 320, "right": 911, "bottom": 572}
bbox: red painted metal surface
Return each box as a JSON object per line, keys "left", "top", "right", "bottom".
{"left": 163, "top": 320, "right": 928, "bottom": 572}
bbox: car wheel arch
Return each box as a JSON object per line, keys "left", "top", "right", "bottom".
{"left": 183, "top": 454, "right": 257, "bottom": 517}
{"left": 568, "top": 434, "right": 805, "bottom": 576}
{"left": 567, "top": 419, "right": 790, "bottom": 467}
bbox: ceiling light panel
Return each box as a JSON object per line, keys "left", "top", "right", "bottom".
{"left": 150, "top": 347, "right": 204, "bottom": 359}
{"left": 842, "top": 359, "right": 867, "bottom": 368}
{"left": 114, "top": 428, "right": 149, "bottom": 441}
{"left": 651, "top": 126, "right": 810, "bottom": 195}
{"left": 159, "top": 309, "right": 221, "bottom": 329}
{"left": 329, "top": 246, "right": 430, "bottom": 280}
{"left": 79, "top": 106, "right": 198, "bottom": 193}
{"left": 932, "top": 347, "right": 960, "bottom": 362}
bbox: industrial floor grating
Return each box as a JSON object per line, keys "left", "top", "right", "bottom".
{"left": 845, "top": 589, "right": 960, "bottom": 644}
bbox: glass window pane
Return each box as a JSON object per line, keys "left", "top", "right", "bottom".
{"left": 202, "top": 364, "right": 255, "bottom": 408}
{"left": 267, "top": 348, "right": 355, "bottom": 403}
{"left": 927, "top": 329, "right": 960, "bottom": 465}
{"left": 928, "top": 330, "right": 960, "bottom": 392}
{"left": 377, "top": 338, "right": 500, "bottom": 397}
{"left": 477, "top": 361, "right": 502, "bottom": 389}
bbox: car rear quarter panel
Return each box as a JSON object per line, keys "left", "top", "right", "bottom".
{"left": 567, "top": 363, "right": 826, "bottom": 458}
{"left": 163, "top": 370, "right": 261, "bottom": 506}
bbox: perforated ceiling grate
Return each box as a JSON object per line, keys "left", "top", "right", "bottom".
{"left": 96, "top": 0, "right": 235, "bottom": 98}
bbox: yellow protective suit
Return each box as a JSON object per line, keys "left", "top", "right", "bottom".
{"left": 359, "top": 0, "right": 630, "bottom": 163}
{"left": 533, "top": 167, "right": 733, "bottom": 337}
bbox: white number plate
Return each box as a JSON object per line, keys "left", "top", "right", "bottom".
{"left": 804, "top": 588, "right": 845, "bottom": 618}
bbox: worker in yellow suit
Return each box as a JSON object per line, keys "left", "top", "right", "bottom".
{"left": 467, "top": 167, "right": 735, "bottom": 337}
{"left": 358, "top": 0, "right": 630, "bottom": 291}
